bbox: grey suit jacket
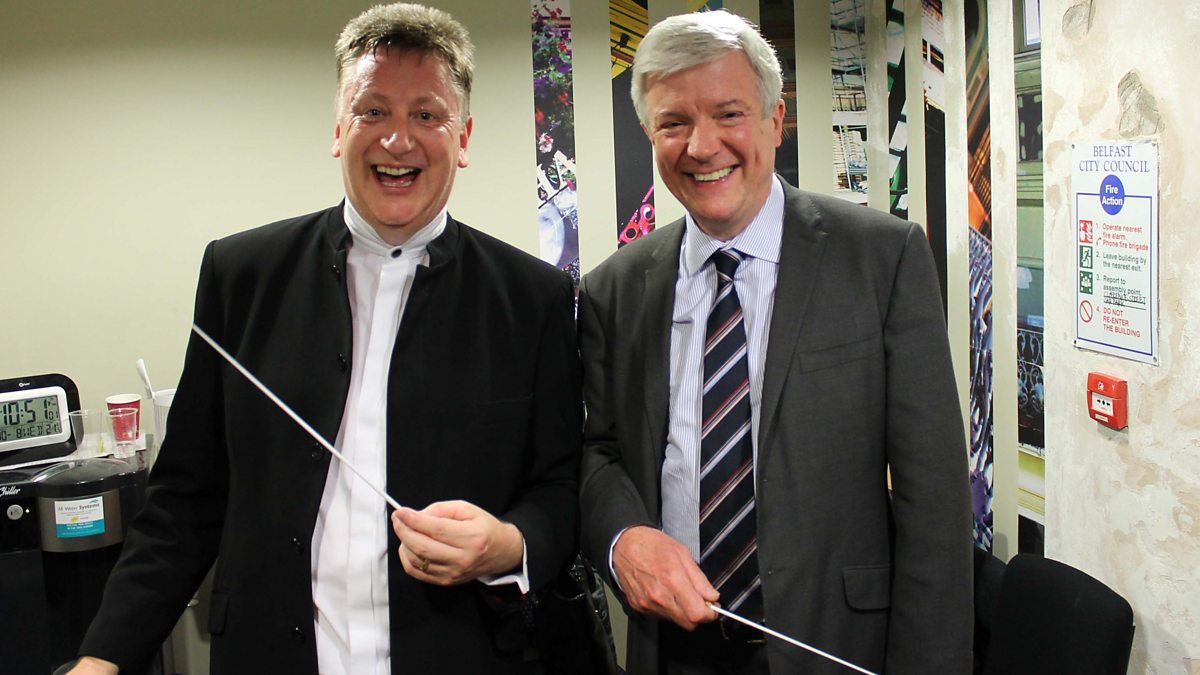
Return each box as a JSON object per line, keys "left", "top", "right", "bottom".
{"left": 579, "top": 182, "right": 972, "bottom": 674}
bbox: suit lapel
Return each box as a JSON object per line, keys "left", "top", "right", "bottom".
{"left": 759, "top": 188, "right": 827, "bottom": 452}
{"left": 641, "top": 221, "right": 685, "bottom": 471}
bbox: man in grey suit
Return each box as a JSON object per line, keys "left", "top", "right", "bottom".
{"left": 579, "top": 10, "right": 972, "bottom": 674}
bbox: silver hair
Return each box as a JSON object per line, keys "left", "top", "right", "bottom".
{"left": 631, "top": 10, "right": 782, "bottom": 126}
{"left": 335, "top": 3, "right": 474, "bottom": 121}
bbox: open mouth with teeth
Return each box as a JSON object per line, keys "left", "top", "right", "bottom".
{"left": 375, "top": 165, "right": 420, "bottom": 188}
{"left": 690, "top": 166, "right": 735, "bottom": 182}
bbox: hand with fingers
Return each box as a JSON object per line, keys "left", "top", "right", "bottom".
{"left": 391, "top": 500, "right": 525, "bottom": 586}
{"left": 612, "top": 525, "right": 719, "bottom": 630}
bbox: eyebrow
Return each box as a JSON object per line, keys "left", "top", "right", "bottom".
{"left": 351, "top": 90, "right": 450, "bottom": 111}
{"left": 711, "top": 98, "right": 748, "bottom": 110}
{"left": 653, "top": 98, "right": 748, "bottom": 121}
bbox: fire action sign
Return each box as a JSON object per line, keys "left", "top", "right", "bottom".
{"left": 1073, "top": 140, "right": 1158, "bottom": 365}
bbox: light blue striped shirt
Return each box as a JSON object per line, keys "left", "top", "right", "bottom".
{"left": 662, "top": 176, "right": 784, "bottom": 559}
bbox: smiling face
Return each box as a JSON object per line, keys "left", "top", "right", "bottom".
{"left": 333, "top": 48, "right": 471, "bottom": 245}
{"left": 644, "top": 50, "right": 784, "bottom": 241}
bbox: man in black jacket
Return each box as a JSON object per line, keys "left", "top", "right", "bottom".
{"left": 70, "top": 4, "right": 581, "bottom": 674}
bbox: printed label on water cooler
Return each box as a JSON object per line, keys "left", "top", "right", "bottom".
{"left": 54, "top": 496, "right": 105, "bottom": 538}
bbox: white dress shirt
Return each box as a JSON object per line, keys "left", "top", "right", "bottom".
{"left": 661, "top": 176, "right": 784, "bottom": 559}
{"left": 310, "top": 201, "right": 530, "bottom": 675}
{"left": 311, "top": 200, "right": 443, "bottom": 675}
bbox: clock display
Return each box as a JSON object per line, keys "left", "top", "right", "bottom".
{"left": 0, "top": 375, "right": 78, "bottom": 466}
{"left": 0, "top": 394, "right": 62, "bottom": 443}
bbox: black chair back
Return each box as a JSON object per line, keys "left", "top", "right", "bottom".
{"left": 972, "top": 546, "right": 1007, "bottom": 670}
{"left": 982, "top": 554, "right": 1134, "bottom": 675}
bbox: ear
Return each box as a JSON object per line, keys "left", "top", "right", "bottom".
{"left": 641, "top": 123, "right": 653, "bottom": 142}
{"left": 457, "top": 116, "right": 474, "bottom": 168}
{"left": 770, "top": 99, "right": 785, "bottom": 147}
{"left": 332, "top": 121, "right": 343, "bottom": 158}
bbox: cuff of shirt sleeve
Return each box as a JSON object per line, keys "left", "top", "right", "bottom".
{"left": 608, "top": 526, "right": 632, "bottom": 592}
{"left": 479, "top": 534, "right": 530, "bottom": 595}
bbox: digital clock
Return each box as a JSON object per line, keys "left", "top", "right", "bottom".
{"left": 0, "top": 373, "right": 80, "bottom": 468}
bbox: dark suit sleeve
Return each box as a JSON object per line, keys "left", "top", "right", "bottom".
{"left": 882, "top": 224, "right": 973, "bottom": 673}
{"left": 577, "top": 275, "right": 655, "bottom": 590}
{"left": 77, "top": 242, "right": 230, "bottom": 672}
{"left": 495, "top": 275, "right": 583, "bottom": 589}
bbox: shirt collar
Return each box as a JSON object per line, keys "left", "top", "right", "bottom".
{"left": 682, "top": 175, "right": 784, "bottom": 277}
{"left": 342, "top": 198, "right": 447, "bottom": 260}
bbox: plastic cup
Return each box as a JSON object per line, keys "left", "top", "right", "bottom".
{"left": 147, "top": 388, "right": 176, "bottom": 468}
{"left": 106, "top": 407, "right": 140, "bottom": 456}
{"left": 152, "top": 388, "right": 175, "bottom": 443}
{"left": 67, "top": 409, "right": 111, "bottom": 457}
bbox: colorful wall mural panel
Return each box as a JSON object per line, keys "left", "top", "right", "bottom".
{"left": 921, "top": 0, "right": 949, "bottom": 308}
{"left": 965, "top": 0, "right": 995, "bottom": 550}
{"left": 610, "top": 0, "right": 655, "bottom": 246}
{"left": 886, "top": 0, "right": 909, "bottom": 219}
{"left": 532, "top": 0, "right": 580, "bottom": 282}
{"left": 831, "top": 0, "right": 868, "bottom": 204}
{"left": 760, "top": 0, "right": 799, "bottom": 187}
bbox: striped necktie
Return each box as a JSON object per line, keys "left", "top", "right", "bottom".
{"left": 698, "top": 249, "right": 763, "bottom": 620}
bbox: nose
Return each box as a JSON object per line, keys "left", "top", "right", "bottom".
{"left": 381, "top": 118, "right": 414, "bottom": 155}
{"left": 686, "top": 120, "right": 720, "bottom": 161}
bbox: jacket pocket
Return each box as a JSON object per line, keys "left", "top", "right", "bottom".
{"left": 207, "top": 591, "right": 229, "bottom": 635}
{"left": 842, "top": 564, "right": 892, "bottom": 611}
{"left": 797, "top": 335, "right": 883, "bottom": 373}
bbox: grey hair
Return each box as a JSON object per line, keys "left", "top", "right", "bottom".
{"left": 631, "top": 10, "right": 782, "bottom": 125}
{"left": 335, "top": 3, "right": 474, "bottom": 120}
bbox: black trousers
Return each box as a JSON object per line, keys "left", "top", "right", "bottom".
{"left": 660, "top": 621, "right": 770, "bottom": 675}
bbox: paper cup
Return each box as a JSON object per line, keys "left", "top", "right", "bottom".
{"left": 106, "top": 393, "right": 142, "bottom": 437}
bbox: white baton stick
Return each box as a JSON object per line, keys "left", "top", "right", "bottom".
{"left": 194, "top": 321, "right": 871, "bottom": 674}
{"left": 191, "top": 322, "right": 403, "bottom": 512}
{"left": 707, "top": 604, "right": 878, "bottom": 675}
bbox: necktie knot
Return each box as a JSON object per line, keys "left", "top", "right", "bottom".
{"left": 711, "top": 249, "right": 742, "bottom": 285}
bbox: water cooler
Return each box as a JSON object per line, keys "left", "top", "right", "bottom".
{"left": 0, "top": 465, "right": 53, "bottom": 673}
{"left": 0, "top": 457, "right": 147, "bottom": 673}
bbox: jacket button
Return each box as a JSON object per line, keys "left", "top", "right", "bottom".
{"left": 290, "top": 626, "right": 305, "bottom": 643}
{"left": 310, "top": 441, "right": 323, "bottom": 461}
{"left": 337, "top": 354, "right": 348, "bottom": 372}
{"left": 330, "top": 264, "right": 341, "bottom": 279}
{"left": 291, "top": 537, "right": 304, "bottom": 554}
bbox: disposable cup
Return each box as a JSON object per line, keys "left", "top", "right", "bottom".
{"left": 107, "top": 407, "right": 140, "bottom": 456}
{"left": 105, "top": 394, "right": 142, "bottom": 437}
{"left": 153, "top": 388, "right": 176, "bottom": 443}
{"left": 67, "top": 409, "right": 111, "bottom": 457}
